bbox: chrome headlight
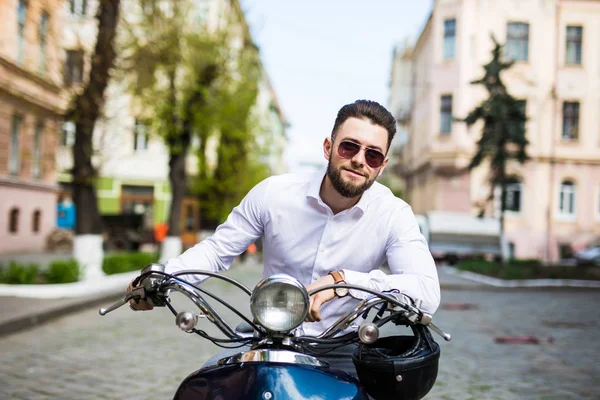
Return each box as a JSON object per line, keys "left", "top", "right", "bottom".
{"left": 250, "top": 274, "right": 309, "bottom": 332}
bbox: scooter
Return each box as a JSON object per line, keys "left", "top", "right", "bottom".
{"left": 100, "top": 264, "right": 451, "bottom": 399}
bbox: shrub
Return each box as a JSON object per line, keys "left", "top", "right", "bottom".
{"left": 508, "top": 258, "right": 542, "bottom": 267}
{"left": 45, "top": 259, "right": 80, "bottom": 284}
{"left": 0, "top": 261, "right": 40, "bottom": 284}
{"left": 103, "top": 252, "right": 159, "bottom": 275}
{"left": 456, "top": 259, "right": 600, "bottom": 280}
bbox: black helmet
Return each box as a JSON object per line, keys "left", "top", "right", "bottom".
{"left": 352, "top": 324, "right": 440, "bottom": 400}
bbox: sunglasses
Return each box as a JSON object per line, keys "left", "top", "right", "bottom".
{"left": 337, "top": 140, "right": 386, "bottom": 169}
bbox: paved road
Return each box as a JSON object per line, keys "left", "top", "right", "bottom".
{"left": 1, "top": 265, "right": 599, "bottom": 400}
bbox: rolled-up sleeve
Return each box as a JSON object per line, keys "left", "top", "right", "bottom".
{"left": 342, "top": 206, "right": 440, "bottom": 314}
{"left": 164, "top": 177, "right": 269, "bottom": 284}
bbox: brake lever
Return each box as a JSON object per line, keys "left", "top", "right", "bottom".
{"left": 419, "top": 313, "right": 452, "bottom": 341}
{"left": 99, "top": 286, "right": 147, "bottom": 316}
{"left": 385, "top": 293, "right": 452, "bottom": 342}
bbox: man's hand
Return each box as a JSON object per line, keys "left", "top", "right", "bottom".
{"left": 305, "top": 274, "right": 337, "bottom": 322}
{"left": 127, "top": 280, "right": 154, "bottom": 311}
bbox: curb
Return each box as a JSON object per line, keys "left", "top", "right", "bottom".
{"left": 0, "top": 271, "right": 139, "bottom": 298}
{"left": 439, "top": 282, "right": 600, "bottom": 292}
{"left": 443, "top": 267, "right": 600, "bottom": 290}
{"left": 0, "top": 291, "right": 122, "bottom": 338}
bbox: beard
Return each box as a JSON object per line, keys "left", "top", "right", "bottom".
{"left": 327, "top": 158, "right": 378, "bottom": 198}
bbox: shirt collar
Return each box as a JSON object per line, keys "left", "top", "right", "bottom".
{"left": 306, "top": 168, "right": 374, "bottom": 214}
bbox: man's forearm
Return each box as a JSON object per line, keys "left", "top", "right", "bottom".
{"left": 342, "top": 268, "right": 441, "bottom": 314}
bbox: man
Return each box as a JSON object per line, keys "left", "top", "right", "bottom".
{"left": 130, "top": 99, "right": 440, "bottom": 372}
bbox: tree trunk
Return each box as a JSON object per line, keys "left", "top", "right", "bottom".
{"left": 67, "top": 0, "right": 120, "bottom": 280}
{"left": 161, "top": 70, "right": 186, "bottom": 262}
{"left": 499, "top": 184, "right": 509, "bottom": 264}
{"left": 498, "top": 162, "right": 509, "bottom": 264}
{"left": 68, "top": 0, "right": 121, "bottom": 235}
{"left": 167, "top": 150, "right": 187, "bottom": 237}
{"left": 165, "top": 68, "right": 188, "bottom": 237}
{"left": 72, "top": 121, "right": 103, "bottom": 234}
{"left": 183, "top": 65, "right": 218, "bottom": 231}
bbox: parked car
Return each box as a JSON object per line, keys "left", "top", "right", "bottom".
{"left": 573, "top": 246, "right": 600, "bottom": 266}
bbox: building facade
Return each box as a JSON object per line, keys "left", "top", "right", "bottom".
{"left": 0, "top": 0, "right": 63, "bottom": 253}
{"left": 391, "top": 0, "right": 600, "bottom": 262}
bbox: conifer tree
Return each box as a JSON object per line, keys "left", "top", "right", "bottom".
{"left": 460, "top": 36, "right": 529, "bottom": 262}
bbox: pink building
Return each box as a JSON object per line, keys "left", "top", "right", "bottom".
{"left": 391, "top": 0, "right": 600, "bottom": 262}
{"left": 0, "top": 0, "right": 63, "bottom": 253}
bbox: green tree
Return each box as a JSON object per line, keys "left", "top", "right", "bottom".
{"left": 192, "top": 40, "right": 269, "bottom": 229}
{"left": 378, "top": 170, "right": 404, "bottom": 200}
{"left": 120, "top": 0, "right": 220, "bottom": 240}
{"left": 120, "top": 0, "right": 270, "bottom": 243}
{"left": 459, "top": 35, "right": 529, "bottom": 262}
{"left": 67, "top": 0, "right": 121, "bottom": 236}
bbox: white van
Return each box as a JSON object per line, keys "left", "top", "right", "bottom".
{"left": 415, "top": 211, "right": 502, "bottom": 264}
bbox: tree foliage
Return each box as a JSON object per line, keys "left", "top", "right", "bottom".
{"left": 120, "top": 0, "right": 270, "bottom": 233}
{"left": 192, "top": 38, "right": 271, "bottom": 229}
{"left": 465, "top": 38, "right": 529, "bottom": 173}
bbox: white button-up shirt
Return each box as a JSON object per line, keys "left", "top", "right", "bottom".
{"left": 165, "top": 170, "right": 440, "bottom": 336}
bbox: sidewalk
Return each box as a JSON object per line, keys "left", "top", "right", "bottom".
{"left": 0, "top": 271, "right": 138, "bottom": 337}
{"left": 436, "top": 265, "right": 488, "bottom": 290}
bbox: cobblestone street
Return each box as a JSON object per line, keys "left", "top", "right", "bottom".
{"left": 1, "top": 265, "right": 599, "bottom": 400}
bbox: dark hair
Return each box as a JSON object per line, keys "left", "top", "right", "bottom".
{"left": 331, "top": 100, "right": 396, "bottom": 152}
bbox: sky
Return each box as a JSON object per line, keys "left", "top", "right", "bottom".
{"left": 241, "top": 0, "right": 433, "bottom": 173}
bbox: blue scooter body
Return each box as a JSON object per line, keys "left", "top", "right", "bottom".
{"left": 174, "top": 362, "right": 370, "bottom": 399}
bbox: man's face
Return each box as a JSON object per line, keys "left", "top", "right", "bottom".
{"left": 323, "top": 117, "right": 389, "bottom": 198}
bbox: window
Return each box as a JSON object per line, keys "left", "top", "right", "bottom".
{"left": 505, "top": 178, "right": 523, "bottom": 213}
{"left": 32, "top": 210, "right": 41, "bottom": 233}
{"left": 10, "top": 114, "right": 22, "bottom": 175}
{"left": 9, "top": 208, "right": 20, "bottom": 234}
{"left": 133, "top": 120, "right": 149, "bottom": 151}
{"left": 121, "top": 185, "right": 154, "bottom": 215}
{"left": 39, "top": 12, "right": 49, "bottom": 74}
{"left": 440, "top": 95, "right": 453, "bottom": 134}
{"left": 195, "top": 0, "right": 211, "bottom": 24}
{"left": 69, "top": 0, "right": 87, "bottom": 16}
{"left": 506, "top": 22, "right": 529, "bottom": 61}
{"left": 508, "top": 242, "right": 516, "bottom": 260}
{"left": 64, "top": 50, "right": 84, "bottom": 85}
{"left": 121, "top": 185, "right": 154, "bottom": 196}
{"left": 33, "top": 122, "right": 43, "bottom": 179}
{"left": 443, "top": 19, "right": 456, "bottom": 60}
{"left": 559, "top": 180, "right": 576, "bottom": 216}
{"left": 566, "top": 26, "right": 582, "bottom": 65}
{"left": 17, "top": 1, "right": 27, "bottom": 64}
{"left": 493, "top": 178, "right": 523, "bottom": 215}
{"left": 61, "top": 121, "right": 75, "bottom": 147}
{"left": 562, "top": 101, "right": 579, "bottom": 140}
{"left": 558, "top": 243, "right": 573, "bottom": 259}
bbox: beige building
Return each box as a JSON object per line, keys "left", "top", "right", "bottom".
{"left": 0, "top": 0, "right": 63, "bottom": 253}
{"left": 391, "top": 0, "right": 600, "bottom": 262}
